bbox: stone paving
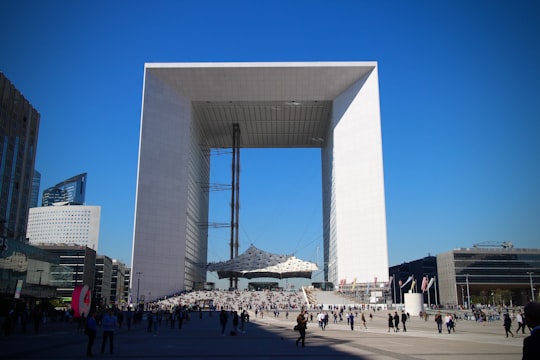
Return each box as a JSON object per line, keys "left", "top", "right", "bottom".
{"left": 0, "top": 309, "right": 524, "bottom": 360}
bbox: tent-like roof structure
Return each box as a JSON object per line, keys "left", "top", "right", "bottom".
{"left": 207, "top": 245, "right": 318, "bottom": 279}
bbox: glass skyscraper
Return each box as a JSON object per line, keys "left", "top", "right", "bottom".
{"left": 0, "top": 72, "right": 40, "bottom": 241}
{"left": 42, "top": 172, "right": 87, "bottom": 206}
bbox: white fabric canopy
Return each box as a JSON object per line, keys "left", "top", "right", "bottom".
{"left": 207, "top": 245, "right": 318, "bottom": 279}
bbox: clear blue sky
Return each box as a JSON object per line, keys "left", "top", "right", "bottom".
{"left": 1, "top": 1, "right": 539, "bottom": 283}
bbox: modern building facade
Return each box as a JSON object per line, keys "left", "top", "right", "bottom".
{"left": 0, "top": 239, "right": 71, "bottom": 303}
{"left": 42, "top": 173, "right": 87, "bottom": 206}
{"left": 95, "top": 255, "right": 112, "bottom": 307}
{"left": 26, "top": 203, "right": 101, "bottom": 250}
{"left": 132, "top": 62, "right": 388, "bottom": 300}
{"left": 37, "top": 244, "right": 97, "bottom": 302}
{"left": 0, "top": 72, "right": 40, "bottom": 241}
{"left": 30, "top": 170, "right": 41, "bottom": 208}
{"left": 111, "top": 259, "right": 127, "bottom": 305}
{"left": 123, "top": 267, "right": 131, "bottom": 307}
{"left": 437, "top": 247, "right": 540, "bottom": 307}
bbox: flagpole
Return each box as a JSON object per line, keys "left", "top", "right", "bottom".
{"left": 393, "top": 273, "right": 396, "bottom": 305}
{"left": 428, "top": 283, "right": 431, "bottom": 308}
{"left": 434, "top": 276, "right": 439, "bottom": 307}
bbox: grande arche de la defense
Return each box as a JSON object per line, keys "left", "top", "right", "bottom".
{"left": 130, "top": 62, "right": 389, "bottom": 301}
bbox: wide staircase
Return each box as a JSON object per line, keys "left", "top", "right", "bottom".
{"left": 302, "top": 287, "right": 350, "bottom": 308}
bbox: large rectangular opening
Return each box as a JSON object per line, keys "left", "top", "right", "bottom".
{"left": 206, "top": 148, "right": 324, "bottom": 289}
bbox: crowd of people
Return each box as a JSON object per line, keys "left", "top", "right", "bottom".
{"left": 2, "top": 291, "right": 539, "bottom": 359}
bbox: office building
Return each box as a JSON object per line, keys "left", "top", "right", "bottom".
{"left": 37, "top": 244, "right": 96, "bottom": 302}
{"left": 41, "top": 173, "right": 87, "bottom": 206}
{"left": 123, "top": 268, "right": 131, "bottom": 307}
{"left": 26, "top": 203, "right": 101, "bottom": 250}
{"left": 0, "top": 240, "right": 71, "bottom": 302}
{"left": 111, "top": 259, "right": 127, "bottom": 305}
{"left": 437, "top": 245, "right": 540, "bottom": 307}
{"left": 30, "top": 170, "right": 41, "bottom": 208}
{"left": 95, "top": 255, "right": 113, "bottom": 307}
{"left": 131, "top": 62, "right": 388, "bottom": 300}
{"left": 0, "top": 72, "right": 40, "bottom": 241}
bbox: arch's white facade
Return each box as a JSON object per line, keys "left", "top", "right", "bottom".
{"left": 131, "top": 62, "right": 388, "bottom": 300}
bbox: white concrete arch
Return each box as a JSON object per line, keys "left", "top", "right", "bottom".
{"left": 131, "top": 62, "right": 388, "bottom": 300}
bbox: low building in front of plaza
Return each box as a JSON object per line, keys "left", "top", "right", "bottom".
{"left": 0, "top": 239, "right": 71, "bottom": 313}
{"left": 437, "top": 246, "right": 540, "bottom": 307}
{"left": 37, "top": 244, "right": 96, "bottom": 303}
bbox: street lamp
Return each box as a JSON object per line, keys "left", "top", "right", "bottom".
{"left": 527, "top": 272, "right": 535, "bottom": 302}
{"left": 465, "top": 274, "right": 471, "bottom": 309}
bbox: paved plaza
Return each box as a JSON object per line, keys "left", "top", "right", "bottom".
{"left": 1, "top": 310, "right": 524, "bottom": 360}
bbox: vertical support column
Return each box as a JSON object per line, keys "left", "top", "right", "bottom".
{"left": 229, "top": 123, "right": 241, "bottom": 289}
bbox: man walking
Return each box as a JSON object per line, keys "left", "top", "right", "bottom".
{"left": 101, "top": 308, "right": 118, "bottom": 355}
{"left": 401, "top": 311, "right": 407, "bottom": 332}
{"left": 219, "top": 308, "right": 228, "bottom": 336}
{"left": 522, "top": 302, "right": 540, "bottom": 360}
{"left": 85, "top": 311, "right": 97, "bottom": 357}
{"left": 295, "top": 310, "right": 308, "bottom": 347}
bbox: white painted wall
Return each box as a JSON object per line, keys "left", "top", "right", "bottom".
{"left": 329, "top": 66, "right": 388, "bottom": 284}
{"left": 131, "top": 69, "right": 192, "bottom": 300}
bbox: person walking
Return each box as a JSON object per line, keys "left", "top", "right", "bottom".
{"left": 387, "top": 313, "right": 394, "bottom": 332}
{"left": 101, "top": 308, "right": 118, "bottom": 355}
{"left": 516, "top": 311, "right": 525, "bottom": 334}
{"left": 401, "top": 311, "right": 407, "bottom": 332}
{"left": 219, "top": 309, "right": 228, "bottom": 336}
{"left": 85, "top": 311, "right": 97, "bottom": 357}
{"left": 361, "top": 312, "right": 367, "bottom": 329}
{"left": 522, "top": 302, "right": 540, "bottom": 360}
{"left": 503, "top": 313, "right": 514, "bottom": 338}
{"left": 434, "top": 311, "right": 443, "bottom": 333}
{"left": 349, "top": 313, "right": 354, "bottom": 331}
{"left": 393, "top": 311, "right": 400, "bottom": 332}
{"left": 295, "top": 310, "right": 308, "bottom": 347}
{"left": 232, "top": 311, "right": 239, "bottom": 335}
{"left": 445, "top": 313, "right": 454, "bottom": 334}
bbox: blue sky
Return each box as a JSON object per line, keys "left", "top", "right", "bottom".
{"left": 1, "top": 1, "right": 539, "bottom": 284}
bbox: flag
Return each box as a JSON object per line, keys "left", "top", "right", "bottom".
{"left": 400, "top": 275, "right": 413, "bottom": 289}
{"left": 398, "top": 280, "right": 403, "bottom": 287}
{"left": 427, "top": 277, "right": 435, "bottom": 290}
{"left": 410, "top": 279, "right": 417, "bottom": 293}
{"left": 366, "top": 281, "right": 370, "bottom": 294}
{"left": 421, "top": 276, "right": 429, "bottom": 292}
{"left": 374, "top": 277, "right": 378, "bottom": 287}
{"left": 389, "top": 275, "right": 394, "bottom": 286}
{"left": 351, "top": 278, "right": 357, "bottom": 292}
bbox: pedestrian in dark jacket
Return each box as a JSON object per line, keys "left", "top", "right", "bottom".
{"left": 522, "top": 302, "right": 540, "bottom": 360}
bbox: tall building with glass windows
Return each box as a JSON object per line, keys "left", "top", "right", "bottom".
{"left": 42, "top": 173, "right": 87, "bottom": 206}
{"left": 30, "top": 170, "right": 41, "bottom": 208}
{"left": 0, "top": 72, "right": 40, "bottom": 241}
